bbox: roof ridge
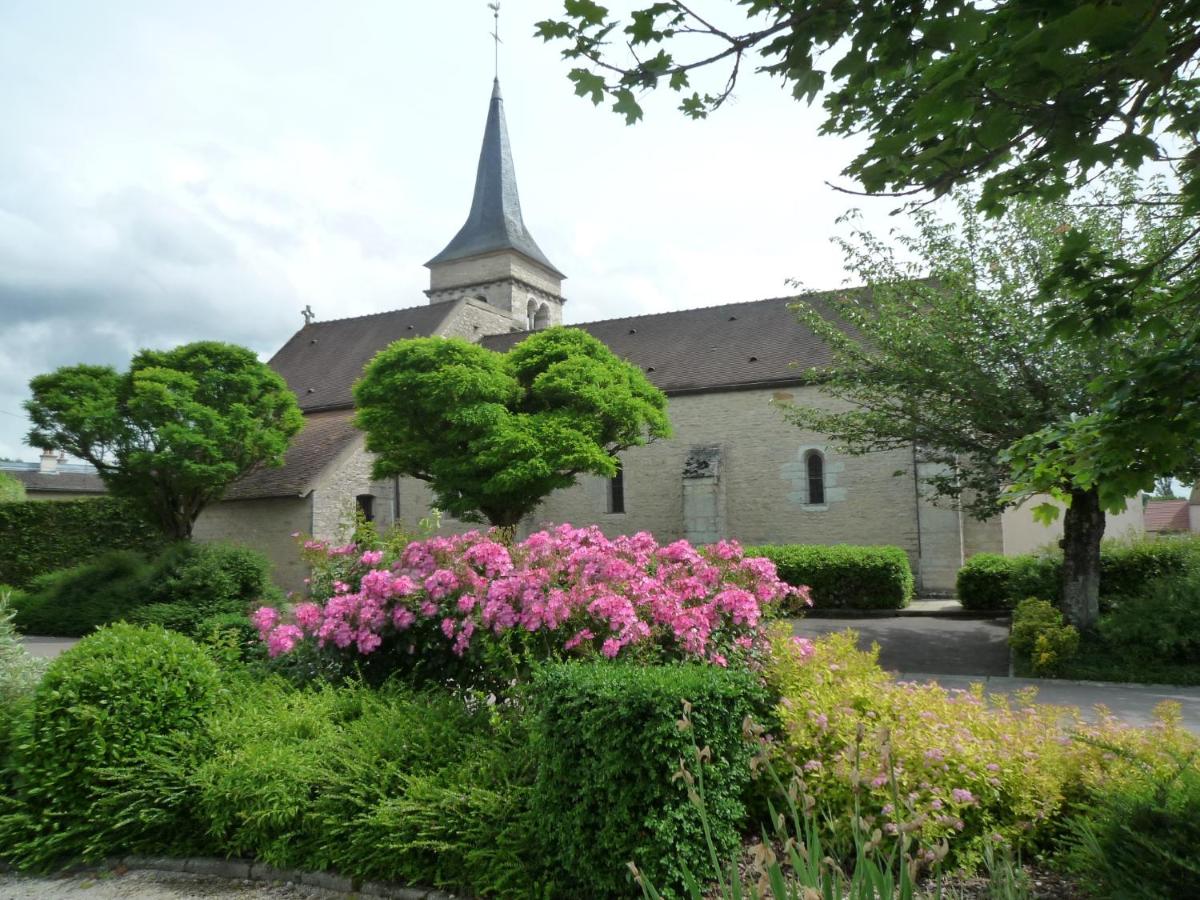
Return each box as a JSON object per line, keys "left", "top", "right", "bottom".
{"left": 494, "top": 287, "right": 854, "bottom": 334}
{"left": 298, "top": 297, "right": 460, "bottom": 328}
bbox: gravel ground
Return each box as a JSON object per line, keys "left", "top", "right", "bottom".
{"left": 0, "top": 869, "right": 347, "bottom": 900}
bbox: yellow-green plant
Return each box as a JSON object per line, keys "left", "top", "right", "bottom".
{"left": 1010, "top": 599, "right": 1079, "bottom": 676}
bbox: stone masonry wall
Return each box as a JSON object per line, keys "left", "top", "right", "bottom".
{"left": 311, "top": 437, "right": 394, "bottom": 543}
{"left": 195, "top": 496, "right": 313, "bottom": 595}
{"left": 437, "top": 298, "right": 522, "bottom": 342}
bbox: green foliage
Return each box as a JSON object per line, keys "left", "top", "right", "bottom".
{"left": 25, "top": 341, "right": 304, "bottom": 540}
{"left": 0, "top": 497, "right": 166, "bottom": 590}
{"left": 12, "top": 542, "right": 277, "bottom": 639}
{"left": 958, "top": 538, "right": 1200, "bottom": 611}
{"left": 0, "top": 624, "right": 223, "bottom": 870}
{"left": 12, "top": 550, "right": 153, "bottom": 637}
{"left": 0, "top": 589, "right": 44, "bottom": 708}
{"left": 0, "top": 472, "right": 25, "bottom": 503}
{"left": 1064, "top": 742, "right": 1200, "bottom": 900}
{"left": 1010, "top": 599, "right": 1079, "bottom": 677}
{"left": 528, "top": 661, "right": 767, "bottom": 899}
{"left": 354, "top": 327, "right": 670, "bottom": 526}
{"left": 745, "top": 544, "right": 912, "bottom": 611}
{"left": 1099, "top": 573, "right": 1200, "bottom": 663}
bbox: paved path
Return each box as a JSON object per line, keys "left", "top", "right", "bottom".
{"left": 0, "top": 869, "right": 338, "bottom": 899}
{"left": 20, "top": 636, "right": 79, "bottom": 659}
{"left": 792, "top": 615, "right": 1013, "bottom": 676}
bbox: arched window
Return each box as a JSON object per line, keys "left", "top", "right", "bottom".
{"left": 805, "top": 451, "right": 825, "bottom": 505}
{"left": 534, "top": 303, "right": 551, "bottom": 330}
{"left": 526, "top": 298, "right": 538, "bottom": 330}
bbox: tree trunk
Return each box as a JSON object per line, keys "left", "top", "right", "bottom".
{"left": 1059, "top": 486, "right": 1104, "bottom": 630}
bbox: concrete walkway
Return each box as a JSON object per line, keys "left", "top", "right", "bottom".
{"left": 20, "top": 636, "right": 79, "bottom": 659}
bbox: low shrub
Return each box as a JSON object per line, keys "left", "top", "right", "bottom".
{"left": 12, "top": 550, "right": 153, "bottom": 637}
{"left": 528, "top": 661, "right": 767, "bottom": 898}
{"left": 258, "top": 526, "right": 801, "bottom": 690}
{"left": 743, "top": 544, "right": 913, "bottom": 610}
{"left": 1010, "top": 598, "right": 1079, "bottom": 676}
{"left": 0, "top": 497, "right": 166, "bottom": 590}
{"left": 957, "top": 536, "right": 1200, "bottom": 611}
{"left": 766, "top": 628, "right": 1093, "bottom": 869}
{"left": 0, "top": 588, "right": 44, "bottom": 707}
{"left": 1099, "top": 573, "right": 1200, "bottom": 662}
{"left": 0, "top": 624, "right": 223, "bottom": 869}
{"left": 0, "top": 472, "right": 25, "bottom": 503}
{"left": 1064, "top": 734, "right": 1200, "bottom": 899}
{"left": 11, "top": 542, "right": 278, "bottom": 638}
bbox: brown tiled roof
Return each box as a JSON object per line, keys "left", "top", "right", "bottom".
{"left": 223, "top": 409, "right": 361, "bottom": 500}
{"left": 1144, "top": 499, "right": 1191, "bottom": 533}
{"left": 482, "top": 294, "right": 837, "bottom": 394}
{"left": 8, "top": 470, "right": 107, "bottom": 494}
{"left": 271, "top": 302, "right": 458, "bottom": 412}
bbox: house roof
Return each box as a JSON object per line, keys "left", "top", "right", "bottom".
{"left": 222, "top": 409, "right": 362, "bottom": 501}
{"left": 7, "top": 469, "right": 107, "bottom": 494}
{"left": 482, "top": 294, "right": 838, "bottom": 394}
{"left": 1144, "top": 499, "right": 1191, "bottom": 533}
{"left": 270, "top": 301, "right": 458, "bottom": 412}
{"left": 425, "top": 79, "right": 563, "bottom": 278}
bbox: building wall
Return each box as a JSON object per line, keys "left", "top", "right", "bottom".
{"left": 194, "top": 496, "right": 313, "bottom": 596}
{"left": 310, "top": 437, "right": 396, "bottom": 542}
{"left": 437, "top": 298, "right": 521, "bottom": 342}
{"left": 1000, "top": 493, "right": 1145, "bottom": 556}
{"left": 427, "top": 252, "right": 564, "bottom": 328}
{"left": 390, "top": 384, "right": 966, "bottom": 594}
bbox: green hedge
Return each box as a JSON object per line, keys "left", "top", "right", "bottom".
{"left": 744, "top": 544, "right": 914, "bottom": 610}
{"left": 957, "top": 537, "right": 1200, "bottom": 610}
{"left": 528, "top": 662, "right": 767, "bottom": 898}
{"left": 0, "top": 498, "right": 166, "bottom": 590}
{"left": 12, "top": 542, "right": 279, "bottom": 638}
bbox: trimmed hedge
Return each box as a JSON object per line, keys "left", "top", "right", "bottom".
{"left": 528, "top": 661, "right": 768, "bottom": 898}
{"left": 957, "top": 537, "right": 1200, "bottom": 610}
{"left": 0, "top": 498, "right": 166, "bottom": 590}
{"left": 744, "top": 544, "right": 914, "bottom": 610}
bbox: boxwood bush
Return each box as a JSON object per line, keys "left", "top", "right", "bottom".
{"left": 744, "top": 544, "right": 914, "bottom": 610}
{"left": 957, "top": 537, "right": 1200, "bottom": 610}
{"left": 528, "top": 661, "right": 768, "bottom": 898}
{"left": 0, "top": 624, "right": 223, "bottom": 870}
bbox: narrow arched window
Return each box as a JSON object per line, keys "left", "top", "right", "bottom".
{"left": 526, "top": 299, "right": 538, "bottom": 330}
{"left": 608, "top": 462, "right": 625, "bottom": 514}
{"left": 534, "top": 303, "right": 551, "bottom": 330}
{"left": 805, "top": 451, "right": 825, "bottom": 505}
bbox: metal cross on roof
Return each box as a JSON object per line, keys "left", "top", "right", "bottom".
{"left": 488, "top": 2, "right": 501, "bottom": 78}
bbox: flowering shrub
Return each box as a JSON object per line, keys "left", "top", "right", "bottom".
{"left": 763, "top": 627, "right": 1199, "bottom": 871}
{"left": 255, "top": 526, "right": 808, "bottom": 687}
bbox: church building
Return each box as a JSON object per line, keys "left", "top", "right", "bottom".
{"left": 194, "top": 77, "right": 1142, "bottom": 597}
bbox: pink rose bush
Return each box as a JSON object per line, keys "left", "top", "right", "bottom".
{"left": 255, "top": 525, "right": 809, "bottom": 687}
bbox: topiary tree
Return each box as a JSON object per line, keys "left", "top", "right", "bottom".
{"left": 354, "top": 327, "right": 670, "bottom": 526}
{"left": 25, "top": 341, "right": 304, "bottom": 540}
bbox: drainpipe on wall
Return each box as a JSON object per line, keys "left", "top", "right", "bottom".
{"left": 911, "top": 444, "right": 924, "bottom": 595}
{"left": 393, "top": 476, "right": 401, "bottom": 529}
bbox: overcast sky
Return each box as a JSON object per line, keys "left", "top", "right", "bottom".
{"left": 0, "top": 0, "right": 908, "bottom": 460}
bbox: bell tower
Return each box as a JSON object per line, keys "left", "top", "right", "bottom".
{"left": 425, "top": 78, "right": 565, "bottom": 331}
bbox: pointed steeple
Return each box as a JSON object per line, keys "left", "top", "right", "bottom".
{"left": 426, "top": 79, "right": 563, "bottom": 277}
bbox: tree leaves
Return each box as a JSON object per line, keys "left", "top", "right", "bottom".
{"left": 353, "top": 329, "right": 670, "bottom": 526}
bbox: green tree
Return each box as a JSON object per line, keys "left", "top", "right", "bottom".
{"left": 354, "top": 327, "right": 670, "bottom": 527}
{"left": 0, "top": 472, "right": 25, "bottom": 504}
{"left": 787, "top": 182, "right": 1197, "bottom": 627}
{"left": 25, "top": 342, "right": 304, "bottom": 540}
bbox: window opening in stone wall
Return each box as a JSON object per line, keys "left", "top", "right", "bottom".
{"left": 534, "top": 302, "right": 551, "bottom": 330}
{"left": 806, "top": 451, "right": 825, "bottom": 505}
{"left": 356, "top": 493, "right": 375, "bottom": 522}
{"left": 526, "top": 298, "right": 538, "bottom": 330}
{"left": 608, "top": 462, "right": 625, "bottom": 514}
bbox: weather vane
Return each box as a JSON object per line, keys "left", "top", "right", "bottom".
{"left": 488, "top": 2, "right": 501, "bottom": 78}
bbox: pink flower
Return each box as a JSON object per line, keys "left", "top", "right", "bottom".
{"left": 359, "top": 550, "right": 384, "bottom": 567}
{"left": 951, "top": 788, "right": 976, "bottom": 805}
{"left": 251, "top": 606, "right": 279, "bottom": 636}
{"left": 601, "top": 637, "right": 622, "bottom": 658}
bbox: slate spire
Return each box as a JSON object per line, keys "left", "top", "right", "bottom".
{"left": 426, "top": 78, "right": 563, "bottom": 277}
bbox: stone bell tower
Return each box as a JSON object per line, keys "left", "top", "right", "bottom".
{"left": 425, "top": 78, "right": 565, "bottom": 331}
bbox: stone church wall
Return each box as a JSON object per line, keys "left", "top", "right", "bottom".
{"left": 437, "top": 298, "right": 520, "bottom": 342}
{"left": 311, "top": 437, "right": 395, "bottom": 543}
{"left": 195, "top": 496, "right": 313, "bottom": 596}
